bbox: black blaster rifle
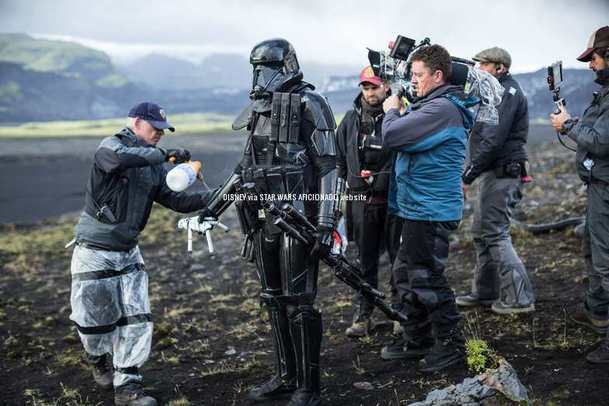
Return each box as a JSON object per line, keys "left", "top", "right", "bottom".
{"left": 264, "top": 201, "right": 408, "bottom": 323}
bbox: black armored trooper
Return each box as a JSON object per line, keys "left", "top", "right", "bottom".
{"left": 199, "top": 39, "right": 342, "bottom": 406}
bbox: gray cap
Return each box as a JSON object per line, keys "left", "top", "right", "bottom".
{"left": 473, "top": 47, "right": 512, "bottom": 69}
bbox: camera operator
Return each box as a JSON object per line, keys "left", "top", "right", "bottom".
{"left": 457, "top": 47, "right": 536, "bottom": 314}
{"left": 380, "top": 44, "right": 476, "bottom": 372}
{"left": 336, "top": 66, "right": 403, "bottom": 338}
{"left": 551, "top": 26, "right": 609, "bottom": 363}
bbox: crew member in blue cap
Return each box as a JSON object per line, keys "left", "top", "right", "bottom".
{"left": 68, "top": 102, "right": 214, "bottom": 405}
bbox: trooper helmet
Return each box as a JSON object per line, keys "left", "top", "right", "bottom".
{"left": 249, "top": 38, "right": 302, "bottom": 97}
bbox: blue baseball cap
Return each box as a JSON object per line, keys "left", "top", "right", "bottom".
{"left": 128, "top": 102, "right": 175, "bottom": 132}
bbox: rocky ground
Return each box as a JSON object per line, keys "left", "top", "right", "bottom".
{"left": 0, "top": 135, "right": 605, "bottom": 406}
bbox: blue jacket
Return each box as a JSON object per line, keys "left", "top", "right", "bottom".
{"left": 382, "top": 85, "right": 477, "bottom": 222}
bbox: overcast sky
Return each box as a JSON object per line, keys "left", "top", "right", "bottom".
{"left": 1, "top": 0, "right": 607, "bottom": 73}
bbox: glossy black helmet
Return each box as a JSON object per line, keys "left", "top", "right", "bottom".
{"left": 249, "top": 38, "right": 302, "bottom": 97}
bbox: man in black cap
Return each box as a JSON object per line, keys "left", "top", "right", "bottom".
{"left": 456, "top": 47, "right": 536, "bottom": 315}
{"left": 69, "top": 102, "right": 214, "bottom": 405}
{"left": 336, "top": 66, "right": 402, "bottom": 339}
{"left": 551, "top": 26, "right": 609, "bottom": 363}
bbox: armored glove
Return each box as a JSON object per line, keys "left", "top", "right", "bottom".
{"left": 198, "top": 207, "right": 218, "bottom": 223}
{"left": 165, "top": 148, "right": 191, "bottom": 164}
{"left": 310, "top": 225, "right": 333, "bottom": 259}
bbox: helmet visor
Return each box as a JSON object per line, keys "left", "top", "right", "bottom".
{"left": 252, "top": 64, "right": 284, "bottom": 92}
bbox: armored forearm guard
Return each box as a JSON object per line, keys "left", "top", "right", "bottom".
{"left": 317, "top": 169, "right": 344, "bottom": 230}
{"left": 202, "top": 172, "right": 241, "bottom": 218}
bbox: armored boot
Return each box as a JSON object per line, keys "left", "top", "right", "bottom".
{"left": 287, "top": 307, "right": 322, "bottom": 406}
{"left": 248, "top": 301, "right": 297, "bottom": 402}
{"left": 84, "top": 352, "right": 113, "bottom": 389}
{"left": 114, "top": 381, "right": 157, "bottom": 406}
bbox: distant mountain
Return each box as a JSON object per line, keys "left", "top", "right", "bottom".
{"left": 0, "top": 33, "right": 601, "bottom": 123}
{"left": 319, "top": 68, "right": 602, "bottom": 119}
{"left": 0, "top": 33, "right": 140, "bottom": 121}
{"left": 118, "top": 53, "right": 251, "bottom": 90}
{"left": 0, "top": 33, "right": 128, "bottom": 86}
{"left": 117, "top": 53, "right": 359, "bottom": 92}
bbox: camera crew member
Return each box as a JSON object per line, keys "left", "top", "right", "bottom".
{"left": 551, "top": 26, "right": 609, "bottom": 363}
{"left": 336, "top": 66, "right": 403, "bottom": 338}
{"left": 380, "top": 44, "right": 475, "bottom": 372}
{"left": 457, "top": 47, "right": 536, "bottom": 314}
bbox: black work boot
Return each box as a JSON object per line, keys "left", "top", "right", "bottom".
{"left": 84, "top": 353, "right": 113, "bottom": 389}
{"left": 587, "top": 340, "right": 609, "bottom": 364}
{"left": 114, "top": 382, "right": 157, "bottom": 406}
{"left": 248, "top": 375, "right": 297, "bottom": 402}
{"left": 570, "top": 305, "right": 609, "bottom": 335}
{"left": 381, "top": 334, "right": 434, "bottom": 360}
{"left": 418, "top": 335, "right": 466, "bottom": 373}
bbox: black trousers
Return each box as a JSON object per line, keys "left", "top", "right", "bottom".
{"left": 391, "top": 219, "right": 462, "bottom": 340}
{"left": 349, "top": 200, "right": 403, "bottom": 321}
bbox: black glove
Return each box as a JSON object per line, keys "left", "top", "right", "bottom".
{"left": 462, "top": 165, "right": 476, "bottom": 185}
{"left": 165, "top": 148, "right": 191, "bottom": 164}
{"left": 310, "top": 227, "right": 333, "bottom": 259}
{"left": 198, "top": 207, "right": 218, "bottom": 223}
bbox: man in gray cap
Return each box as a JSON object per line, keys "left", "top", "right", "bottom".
{"left": 69, "top": 102, "right": 215, "bottom": 405}
{"left": 551, "top": 26, "right": 609, "bottom": 363}
{"left": 456, "top": 47, "right": 536, "bottom": 314}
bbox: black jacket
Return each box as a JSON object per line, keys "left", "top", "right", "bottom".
{"left": 463, "top": 73, "right": 528, "bottom": 184}
{"left": 568, "top": 84, "right": 609, "bottom": 183}
{"left": 75, "top": 128, "right": 212, "bottom": 251}
{"left": 336, "top": 94, "right": 394, "bottom": 195}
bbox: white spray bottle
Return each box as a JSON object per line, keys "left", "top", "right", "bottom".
{"left": 166, "top": 161, "right": 202, "bottom": 192}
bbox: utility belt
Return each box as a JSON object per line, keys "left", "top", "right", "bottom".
{"left": 239, "top": 165, "right": 305, "bottom": 196}
{"left": 236, "top": 165, "right": 307, "bottom": 263}
{"left": 493, "top": 161, "right": 531, "bottom": 183}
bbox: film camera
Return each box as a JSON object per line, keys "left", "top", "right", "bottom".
{"left": 367, "top": 35, "right": 473, "bottom": 99}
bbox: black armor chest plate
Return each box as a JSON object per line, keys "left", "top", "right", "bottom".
{"left": 250, "top": 110, "right": 309, "bottom": 167}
